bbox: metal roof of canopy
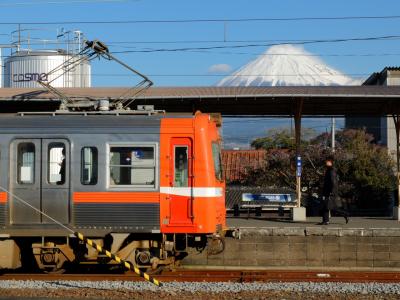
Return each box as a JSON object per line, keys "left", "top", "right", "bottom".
{"left": 0, "top": 85, "right": 399, "bottom": 213}
{"left": 0, "top": 86, "right": 400, "bottom": 116}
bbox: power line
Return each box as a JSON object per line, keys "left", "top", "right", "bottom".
{"left": 3, "top": 37, "right": 400, "bottom": 46}
{"left": 0, "top": 72, "right": 370, "bottom": 77}
{"left": 2, "top": 41, "right": 400, "bottom": 59}
{"left": 135, "top": 74, "right": 368, "bottom": 77}
{"left": 178, "top": 50, "right": 400, "bottom": 58}
{"left": 114, "top": 47, "right": 400, "bottom": 58}
{"left": 1, "top": 15, "right": 400, "bottom": 25}
{"left": 110, "top": 35, "right": 400, "bottom": 54}
{"left": 1, "top": 33, "right": 400, "bottom": 57}
{"left": 2, "top": 48, "right": 400, "bottom": 59}
{"left": 4, "top": 35, "right": 382, "bottom": 57}
{"left": 0, "top": 0, "right": 135, "bottom": 7}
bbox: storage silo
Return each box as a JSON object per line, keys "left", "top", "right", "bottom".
{"left": 0, "top": 52, "right": 2, "bottom": 88}
{"left": 0, "top": 49, "right": 3, "bottom": 88}
{"left": 3, "top": 49, "right": 91, "bottom": 88}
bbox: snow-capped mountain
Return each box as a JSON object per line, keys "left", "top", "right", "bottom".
{"left": 218, "top": 44, "right": 359, "bottom": 86}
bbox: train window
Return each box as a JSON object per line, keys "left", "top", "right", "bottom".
{"left": 212, "top": 142, "right": 223, "bottom": 181}
{"left": 48, "top": 143, "right": 66, "bottom": 185}
{"left": 109, "top": 146, "right": 155, "bottom": 187}
{"left": 81, "top": 147, "right": 98, "bottom": 185}
{"left": 17, "top": 143, "right": 35, "bottom": 184}
{"left": 174, "top": 146, "right": 188, "bottom": 187}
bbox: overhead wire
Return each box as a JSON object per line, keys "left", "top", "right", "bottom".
{"left": 0, "top": 0, "right": 136, "bottom": 7}
{"left": 2, "top": 34, "right": 400, "bottom": 61}
{"left": 2, "top": 47, "right": 400, "bottom": 59}
{"left": 0, "top": 72, "right": 373, "bottom": 77}
{"left": 1, "top": 15, "right": 400, "bottom": 25}
{"left": 0, "top": 17, "right": 398, "bottom": 85}
{"left": 3, "top": 37, "right": 400, "bottom": 46}
{"left": 110, "top": 35, "right": 400, "bottom": 54}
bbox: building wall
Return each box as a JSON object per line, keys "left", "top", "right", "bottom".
{"left": 346, "top": 68, "right": 399, "bottom": 162}
{"left": 345, "top": 117, "right": 382, "bottom": 143}
{"left": 381, "top": 117, "right": 398, "bottom": 159}
{"left": 386, "top": 70, "right": 400, "bottom": 86}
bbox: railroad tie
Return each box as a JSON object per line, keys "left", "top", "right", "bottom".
{"left": 74, "top": 232, "right": 162, "bottom": 287}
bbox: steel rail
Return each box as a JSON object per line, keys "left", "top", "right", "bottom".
{"left": 1, "top": 270, "right": 400, "bottom": 283}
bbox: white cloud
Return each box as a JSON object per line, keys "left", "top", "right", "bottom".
{"left": 208, "top": 63, "right": 232, "bottom": 74}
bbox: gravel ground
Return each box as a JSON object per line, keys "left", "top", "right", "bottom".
{"left": 0, "top": 281, "right": 400, "bottom": 299}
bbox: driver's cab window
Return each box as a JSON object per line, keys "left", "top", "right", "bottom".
{"left": 174, "top": 146, "right": 188, "bottom": 187}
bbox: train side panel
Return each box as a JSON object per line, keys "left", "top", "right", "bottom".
{"left": 160, "top": 113, "right": 226, "bottom": 234}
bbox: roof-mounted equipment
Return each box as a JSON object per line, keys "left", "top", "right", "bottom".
{"left": 37, "top": 39, "right": 153, "bottom": 111}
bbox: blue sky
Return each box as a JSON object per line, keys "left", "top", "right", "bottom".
{"left": 1, "top": 0, "right": 400, "bottom": 87}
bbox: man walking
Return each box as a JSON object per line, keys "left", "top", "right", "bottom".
{"left": 320, "top": 156, "right": 349, "bottom": 225}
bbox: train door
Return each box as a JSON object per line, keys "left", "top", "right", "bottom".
{"left": 41, "top": 139, "right": 70, "bottom": 224}
{"left": 10, "top": 140, "right": 41, "bottom": 224}
{"left": 169, "top": 138, "right": 193, "bottom": 225}
{"left": 10, "top": 139, "right": 70, "bottom": 224}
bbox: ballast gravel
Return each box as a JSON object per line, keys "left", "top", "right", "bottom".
{"left": 0, "top": 280, "right": 400, "bottom": 299}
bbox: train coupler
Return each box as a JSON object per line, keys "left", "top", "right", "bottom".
{"left": 207, "top": 234, "right": 225, "bottom": 256}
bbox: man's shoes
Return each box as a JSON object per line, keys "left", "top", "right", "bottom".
{"left": 344, "top": 216, "right": 349, "bottom": 224}
{"left": 318, "top": 222, "right": 329, "bottom": 225}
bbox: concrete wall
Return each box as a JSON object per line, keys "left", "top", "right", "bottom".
{"left": 346, "top": 68, "right": 399, "bottom": 162}
{"left": 386, "top": 70, "right": 400, "bottom": 86}
{"left": 345, "top": 117, "right": 382, "bottom": 142}
{"left": 184, "top": 228, "right": 400, "bottom": 269}
{"left": 381, "top": 117, "right": 398, "bottom": 161}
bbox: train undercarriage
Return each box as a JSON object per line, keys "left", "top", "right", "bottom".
{"left": 0, "top": 233, "right": 225, "bottom": 274}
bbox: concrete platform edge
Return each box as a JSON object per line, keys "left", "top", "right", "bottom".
{"left": 181, "top": 265, "right": 400, "bottom": 272}
{"left": 236, "top": 226, "right": 400, "bottom": 237}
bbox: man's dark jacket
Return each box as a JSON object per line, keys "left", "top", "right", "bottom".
{"left": 322, "top": 166, "right": 339, "bottom": 210}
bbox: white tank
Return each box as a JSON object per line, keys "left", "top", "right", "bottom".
{"left": 0, "top": 55, "right": 3, "bottom": 88}
{"left": 0, "top": 49, "right": 3, "bottom": 88}
{"left": 3, "top": 50, "right": 91, "bottom": 88}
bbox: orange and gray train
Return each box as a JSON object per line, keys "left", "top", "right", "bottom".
{"left": 0, "top": 112, "right": 226, "bottom": 272}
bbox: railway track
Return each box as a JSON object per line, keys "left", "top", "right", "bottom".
{"left": 1, "top": 270, "right": 400, "bottom": 283}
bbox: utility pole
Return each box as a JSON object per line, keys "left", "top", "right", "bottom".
{"left": 223, "top": 21, "right": 227, "bottom": 42}
{"left": 331, "top": 117, "right": 336, "bottom": 152}
{"left": 17, "top": 24, "right": 21, "bottom": 52}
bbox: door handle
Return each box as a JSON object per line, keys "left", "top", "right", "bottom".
{"left": 188, "top": 196, "right": 194, "bottom": 220}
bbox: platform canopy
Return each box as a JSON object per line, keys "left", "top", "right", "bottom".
{"left": 0, "top": 85, "right": 399, "bottom": 214}
{"left": 0, "top": 86, "right": 400, "bottom": 116}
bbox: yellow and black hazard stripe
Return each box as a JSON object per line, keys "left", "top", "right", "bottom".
{"left": 74, "top": 232, "right": 162, "bottom": 287}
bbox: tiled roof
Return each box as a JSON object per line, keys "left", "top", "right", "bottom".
{"left": 222, "top": 149, "right": 266, "bottom": 182}
{"left": 363, "top": 67, "right": 400, "bottom": 85}
{"left": 385, "top": 66, "right": 400, "bottom": 71}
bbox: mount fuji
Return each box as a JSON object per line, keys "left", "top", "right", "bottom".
{"left": 219, "top": 44, "right": 358, "bottom": 148}
{"left": 217, "top": 44, "right": 359, "bottom": 87}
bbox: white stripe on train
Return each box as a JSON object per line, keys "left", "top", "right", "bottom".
{"left": 160, "top": 187, "right": 223, "bottom": 197}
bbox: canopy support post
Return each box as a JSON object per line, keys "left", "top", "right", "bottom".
{"left": 294, "top": 98, "right": 304, "bottom": 207}
{"left": 393, "top": 114, "right": 400, "bottom": 220}
{"left": 292, "top": 98, "right": 306, "bottom": 221}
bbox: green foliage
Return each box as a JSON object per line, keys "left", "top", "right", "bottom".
{"left": 243, "top": 128, "right": 396, "bottom": 211}
{"left": 251, "top": 127, "right": 317, "bottom": 150}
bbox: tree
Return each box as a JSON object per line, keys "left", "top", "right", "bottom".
{"left": 251, "top": 127, "right": 317, "bottom": 150}
{"left": 243, "top": 128, "right": 396, "bottom": 213}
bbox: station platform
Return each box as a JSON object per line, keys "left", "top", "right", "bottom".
{"left": 227, "top": 216, "right": 400, "bottom": 230}
{"left": 183, "top": 216, "right": 400, "bottom": 270}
